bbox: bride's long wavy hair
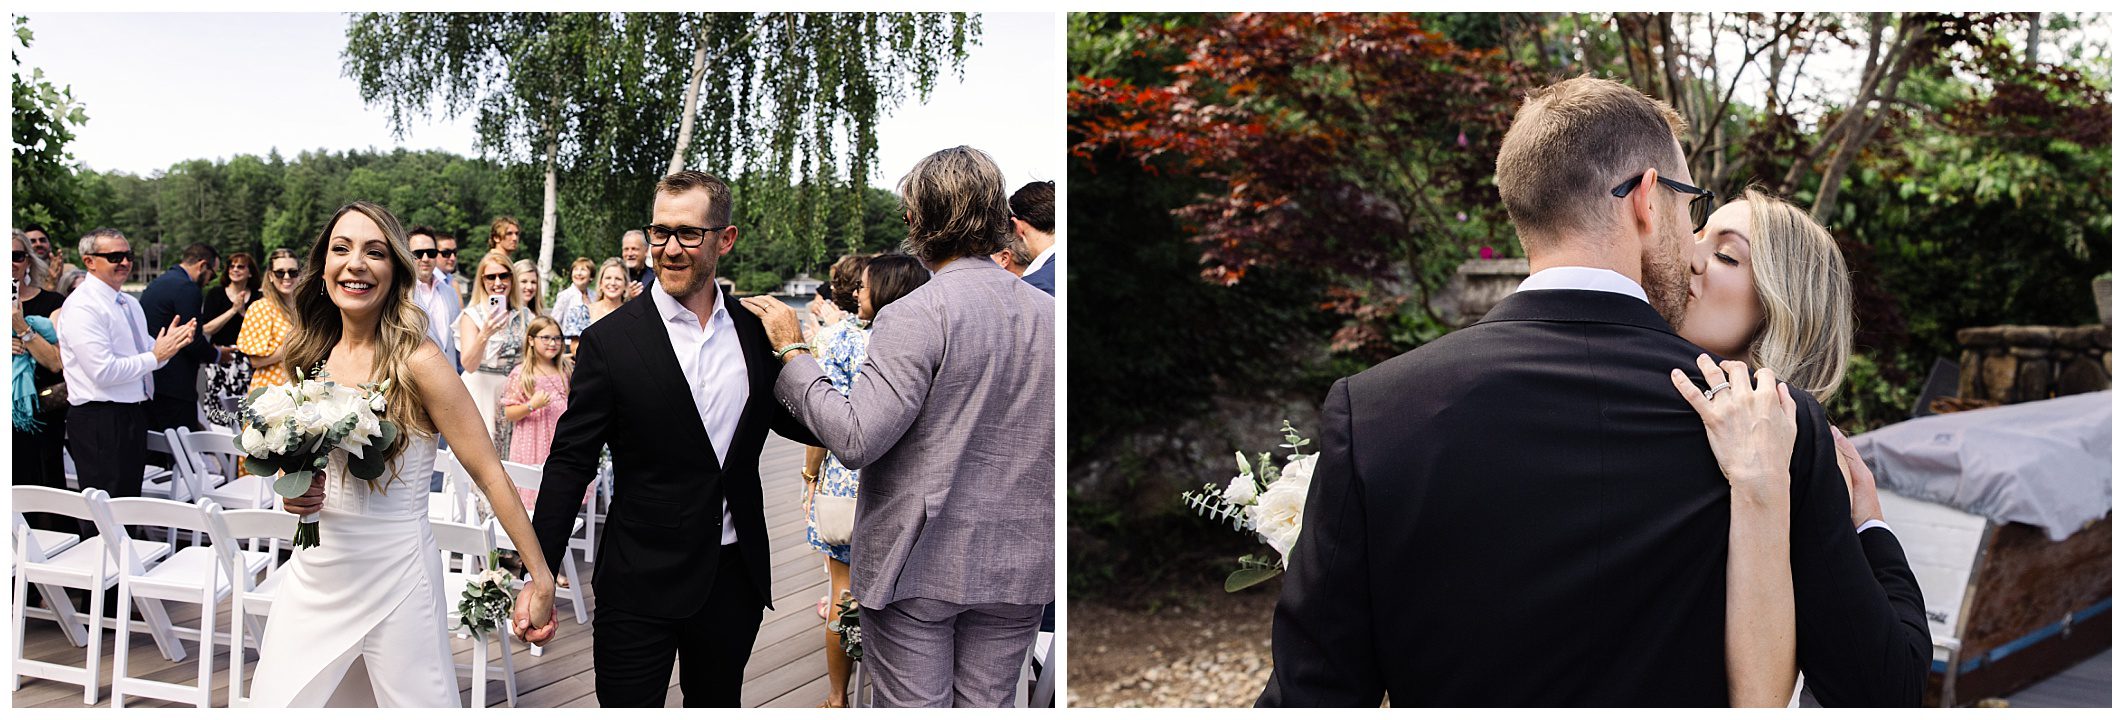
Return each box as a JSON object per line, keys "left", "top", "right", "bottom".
{"left": 281, "top": 201, "right": 435, "bottom": 489}
{"left": 1739, "top": 187, "right": 1853, "bottom": 403}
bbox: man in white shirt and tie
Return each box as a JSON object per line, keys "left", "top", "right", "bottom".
{"left": 57, "top": 228, "right": 198, "bottom": 504}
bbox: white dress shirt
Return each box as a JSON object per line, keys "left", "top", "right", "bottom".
{"left": 551, "top": 285, "right": 585, "bottom": 324}
{"left": 57, "top": 277, "right": 165, "bottom": 404}
{"left": 1023, "top": 244, "right": 1057, "bottom": 277}
{"left": 414, "top": 268, "right": 462, "bottom": 368}
{"left": 1514, "top": 265, "right": 1649, "bottom": 303}
{"left": 650, "top": 282, "right": 748, "bottom": 545}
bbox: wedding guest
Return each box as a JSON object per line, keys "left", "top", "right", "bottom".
{"left": 59, "top": 228, "right": 197, "bottom": 505}
{"left": 500, "top": 316, "right": 591, "bottom": 515}
{"left": 437, "top": 231, "right": 470, "bottom": 303}
{"left": 490, "top": 216, "right": 523, "bottom": 259}
{"left": 200, "top": 251, "right": 257, "bottom": 347}
{"left": 1009, "top": 180, "right": 1056, "bottom": 296}
{"left": 513, "top": 258, "right": 545, "bottom": 317}
{"left": 619, "top": 228, "right": 654, "bottom": 296}
{"left": 552, "top": 256, "right": 594, "bottom": 323}
{"left": 800, "top": 252, "right": 934, "bottom": 708}
{"left": 13, "top": 231, "right": 70, "bottom": 533}
{"left": 24, "top": 225, "right": 52, "bottom": 263}
{"left": 408, "top": 226, "right": 462, "bottom": 370}
{"left": 458, "top": 249, "right": 532, "bottom": 451}
{"left": 744, "top": 146, "right": 1054, "bottom": 708}
{"left": 585, "top": 258, "right": 629, "bottom": 325}
{"left": 139, "top": 242, "right": 224, "bottom": 440}
{"left": 237, "top": 249, "right": 302, "bottom": 390}
{"left": 991, "top": 235, "right": 1031, "bottom": 276}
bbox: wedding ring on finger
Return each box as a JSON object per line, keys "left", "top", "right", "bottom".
{"left": 1703, "top": 382, "right": 1733, "bottom": 400}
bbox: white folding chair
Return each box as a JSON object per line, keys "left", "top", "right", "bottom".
{"left": 102, "top": 498, "right": 270, "bottom": 707}
{"left": 175, "top": 429, "right": 279, "bottom": 549}
{"left": 10, "top": 514, "right": 84, "bottom": 644}
{"left": 141, "top": 429, "right": 209, "bottom": 545}
{"left": 12, "top": 487, "right": 136, "bottom": 704}
{"left": 493, "top": 460, "right": 590, "bottom": 626}
{"left": 1029, "top": 630, "right": 1056, "bottom": 708}
{"left": 215, "top": 507, "right": 297, "bottom": 708}
{"left": 430, "top": 449, "right": 471, "bottom": 523}
{"left": 436, "top": 519, "right": 518, "bottom": 708}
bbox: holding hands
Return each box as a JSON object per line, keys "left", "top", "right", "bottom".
{"left": 511, "top": 576, "right": 559, "bottom": 645}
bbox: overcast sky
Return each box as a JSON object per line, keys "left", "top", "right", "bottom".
{"left": 15, "top": 11, "right": 1060, "bottom": 189}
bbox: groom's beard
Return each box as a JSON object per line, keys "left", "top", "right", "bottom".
{"left": 1643, "top": 234, "right": 1692, "bottom": 329}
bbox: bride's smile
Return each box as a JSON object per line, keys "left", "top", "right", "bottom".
{"left": 323, "top": 212, "right": 396, "bottom": 315}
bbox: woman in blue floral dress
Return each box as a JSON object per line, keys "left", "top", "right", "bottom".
{"left": 802, "top": 253, "right": 931, "bottom": 707}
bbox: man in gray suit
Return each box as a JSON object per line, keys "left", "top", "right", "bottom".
{"left": 742, "top": 146, "right": 1055, "bottom": 707}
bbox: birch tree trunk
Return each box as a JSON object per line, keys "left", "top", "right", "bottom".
{"left": 538, "top": 102, "right": 560, "bottom": 290}
{"left": 666, "top": 22, "right": 712, "bottom": 176}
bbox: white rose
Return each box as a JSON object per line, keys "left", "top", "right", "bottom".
{"left": 240, "top": 427, "right": 270, "bottom": 456}
{"left": 263, "top": 420, "right": 293, "bottom": 454}
{"left": 294, "top": 405, "right": 328, "bottom": 436}
{"left": 1279, "top": 453, "right": 1319, "bottom": 486}
{"left": 339, "top": 410, "right": 384, "bottom": 457}
{"left": 1221, "top": 475, "right": 1258, "bottom": 506}
{"left": 1249, "top": 470, "right": 1313, "bottom": 567}
{"left": 368, "top": 390, "right": 388, "bottom": 414}
{"left": 249, "top": 386, "right": 296, "bottom": 421}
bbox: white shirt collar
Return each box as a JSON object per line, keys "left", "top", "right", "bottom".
{"left": 1515, "top": 266, "right": 1649, "bottom": 305}
{"left": 651, "top": 280, "right": 728, "bottom": 328}
{"left": 1024, "top": 244, "right": 1058, "bottom": 275}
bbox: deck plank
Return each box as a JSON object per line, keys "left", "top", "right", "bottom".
{"left": 10, "top": 434, "right": 841, "bottom": 708}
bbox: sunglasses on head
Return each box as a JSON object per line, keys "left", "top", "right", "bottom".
{"left": 272, "top": 269, "right": 301, "bottom": 279}
{"left": 85, "top": 251, "right": 134, "bottom": 265}
{"left": 1610, "top": 175, "right": 1715, "bottom": 233}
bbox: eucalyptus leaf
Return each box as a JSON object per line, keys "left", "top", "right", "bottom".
{"left": 1225, "top": 566, "right": 1283, "bottom": 593}
{"left": 274, "top": 469, "right": 315, "bottom": 499}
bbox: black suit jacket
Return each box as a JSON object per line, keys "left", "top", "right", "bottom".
{"left": 139, "top": 268, "right": 215, "bottom": 401}
{"left": 534, "top": 289, "right": 818, "bottom": 619}
{"left": 1258, "top": 289, "right": 1930, "bottom": 707}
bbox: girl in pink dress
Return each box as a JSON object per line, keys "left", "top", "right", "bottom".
{"left": 500, "top": 316, "right": 576, "bottom": 507}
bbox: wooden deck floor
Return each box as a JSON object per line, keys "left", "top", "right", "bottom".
{"left": 12, "top": 435, "right": 850, "bottom": 708}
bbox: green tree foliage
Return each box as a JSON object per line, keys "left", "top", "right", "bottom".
{"left": 12, "top": 15, "right": 89, "bottom": 240}
{"left": 341, "top": 12, "right": 976, "bottom": 289}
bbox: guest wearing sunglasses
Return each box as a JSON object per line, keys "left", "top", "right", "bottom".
{"left": 436, "top": 231, "right": 471, "bottom": 302}
{"left": 458, "top": 249, "right": 532, "bottom": 453}
{"left": 57, "top": 228, "right": 198, "bottom": 505}
{"left": 237, "top": 248, "right": 303, "bottom": 391}
{"left": 139, "top": 242, "right": 226, "bottom": 443}
{"left": 13, "top": 230, "right": 70, "bottom": 534}
{"left": 198, "top": 251, "right": 261, "bottom": 427}
{"left": 407, "top": 226, "right": 462, "bottom": 371}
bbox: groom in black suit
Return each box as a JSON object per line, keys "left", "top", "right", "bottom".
{"left": 533, "top": 171, "right": 819, "bottom": 707}
{"left": 1258, "top": 78, "right": 1930, "bottom": 707}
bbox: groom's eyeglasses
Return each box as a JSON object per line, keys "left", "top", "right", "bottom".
{"left": 643, "top": 224, "right": 730, "bottom": 249}
{"left": 1610, "top": 175, "right": 1714, "bottom": 233}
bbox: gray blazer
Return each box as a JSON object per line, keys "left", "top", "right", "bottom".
{"left": 775, "top": 257, "right": 1056, "bottom": 609}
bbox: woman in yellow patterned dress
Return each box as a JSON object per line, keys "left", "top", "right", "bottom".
{"left": 237, "top": 248, "right": 303, "bottom": 390}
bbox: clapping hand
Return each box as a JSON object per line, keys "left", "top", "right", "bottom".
{"left": 510, "top": 575, "right": 559, "bottom": 645}
{"left": 151, "top": 317, "right": 198, "bottom": 362}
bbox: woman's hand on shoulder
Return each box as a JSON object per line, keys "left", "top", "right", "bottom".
{"left": 1669, "top": 353, "right": 1798, "bottom": 507}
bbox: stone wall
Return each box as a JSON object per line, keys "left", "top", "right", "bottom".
{"left": 1956, "top": 325, "right": 2111, "bottom": 405}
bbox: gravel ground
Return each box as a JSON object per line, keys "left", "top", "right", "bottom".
{"left": 1067, "top": 586, "right": 1279, "bottom": 708}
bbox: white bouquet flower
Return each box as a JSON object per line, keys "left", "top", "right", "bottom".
{"left": 1183, "top": 420, "right": 1316, "bottom": 592}
{"left": 240, "top": 366, "right": 400, "bottom": 548}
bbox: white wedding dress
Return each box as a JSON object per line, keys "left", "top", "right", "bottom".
{"left": 249, "top": 434, "right": 461, "bottom": 707}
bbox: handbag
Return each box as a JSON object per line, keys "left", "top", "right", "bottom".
{"left": 36, "top": 381, "right": 67, "bottom": 415}
{"left": 813, "top": 493, "right": 857, "bottom": 546}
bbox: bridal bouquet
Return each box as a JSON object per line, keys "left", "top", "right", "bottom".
{"left": 456, "top": 551, "right": 516, "bottom": 639}
{"left": 238, "top": 367, "right": 400, "bottom": 548}
{"left": 1183, "top": 420, "right": 1317, "bottom": 592}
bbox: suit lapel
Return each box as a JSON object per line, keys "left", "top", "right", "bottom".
{"left": 726, "top": 291, "right": 774, "bottom": 460}
{"left": 620, "top": 294, "right": 717, "bottom": 456}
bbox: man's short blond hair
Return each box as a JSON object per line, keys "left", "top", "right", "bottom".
{"left": 1495, "top": 76, "right": 1689, "bottom": 248}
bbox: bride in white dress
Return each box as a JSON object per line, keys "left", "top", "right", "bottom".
{"left": 246, "top": 201, "right": 558, "bottom": 707}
